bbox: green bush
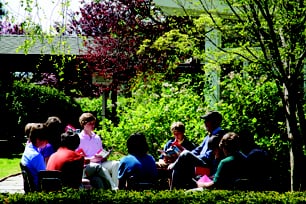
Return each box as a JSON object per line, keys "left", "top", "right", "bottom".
{"left": 76, "top": 76, "right": 211, "bottom": 159}
{"left": 218, "top": 73, "right": 290, "bottom": 191}
{"left": 1, "top": 81, "right": 82, "bottom": 154}
{"left": 1, "top": 189, "right": 306, "bottom": 203}
{"left": 75, "top": 73, "right": 291, "bottom": 190}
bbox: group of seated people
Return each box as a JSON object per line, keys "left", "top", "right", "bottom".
{"left": 156, "top": 111, "right": 272, "bottom": 191}
{"left": 20, "top": 110, "right": 272, "bottom": 191}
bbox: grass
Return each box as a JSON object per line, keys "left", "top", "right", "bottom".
{"left": 0, "top": 157, "right": 21, "bottom": 179}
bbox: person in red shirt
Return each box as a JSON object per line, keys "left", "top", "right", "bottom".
{"left": 47, "top": 131, "right": 84, "bottom": 189}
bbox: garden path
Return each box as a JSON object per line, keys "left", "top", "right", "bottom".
{"left": 0, "top": 173, "right": 24, "bottom": 194}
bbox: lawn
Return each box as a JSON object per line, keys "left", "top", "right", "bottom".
{"left": 0, "top": 157, "right": 21, "bottom": 179}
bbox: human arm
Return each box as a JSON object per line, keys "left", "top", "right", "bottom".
{"left": 118, "top": 158, "right": 128, "bottom": 190}
{"left": 191, "top": 139, "right": 206, "bottom": 156}
{"left": 197, "top": 180, "right": 214, "bottom": 189}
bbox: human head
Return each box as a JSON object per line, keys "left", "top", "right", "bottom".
{"left": 170, "top": 121, "right": 185, "bottom": 141}
{"left": 208, "top": 135, "right": 223, "bottom": 159}
{"left": 28, "top": 123, "right": 48, "bottom": 148}
{"left": 238, "top": 129, "right": 256, "bottom": 154}
{"left": 45, "top": 116, "right": 64, "bottom": 149}
{"left": 170, "top": 122, "right": 185, "bottom": 133}
{"left": 127, "top": 132, "right": 149, "bottom": 156}
{"left": 219, "top": 132, "right": 240, "bottom": 156}
{"left": 25, "top": 123, "right": 37, "bottom": 138}
{"left": 60, "top": 131, "right": 80, "bottom": 150}
{"left": 200, "top": 111, "right": 222, "bottom": 133}
{"left": 79, "top": 113, "right": 96, "bottom": 128}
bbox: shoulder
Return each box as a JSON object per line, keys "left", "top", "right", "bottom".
{"left": 247, "top": 148, "right": 269, "bottom": 160}
{"left": 120, "top": 154, "right": 136, "bottom": 162}
{"left": 146, "top": 154, "right": 156, "bottom": 161}
{"left": 182, "top": 138, "right": 196, "bottom": 149}
{"left": 220, "top": 155, "right": 236, "bottom": 164}
{"left": 93, "top": 132, "right": 102, "bottom": 140}
{"left": 214, "top": 129, "right": 227, "bottom": 137}
{"left": 166, "top": 138, "right": 175, "bottom": 145}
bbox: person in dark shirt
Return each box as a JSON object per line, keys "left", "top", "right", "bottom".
{"left": 239, "top": 130, "right": 272, "bottom": 190}
{"left": 155, "top": 121, "right": 196, "bottom": 189}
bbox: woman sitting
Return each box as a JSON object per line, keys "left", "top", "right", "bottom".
{"left": 47, "top": 131, "right": 84, "bottom": 189}
{"left": 118, "top": 132, "right": 157, "bottom": 190}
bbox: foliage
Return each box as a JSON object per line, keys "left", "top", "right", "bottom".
{"left": 67, "top": 0, "right": 168, "bottom": 93}
{"left": 0, "top": 21, "right": 24, "bottom": 34}
{"left": 147, "top": 0, "right": 306, "bottom": 190}
{"left": 76, "top": 73, "right": 212, "bottom": 158}
{"left": 1, "top": 81, "right": 82, "bottom": 153}
{"left": 3, "top": 189, "right": 306, "bottom": 203}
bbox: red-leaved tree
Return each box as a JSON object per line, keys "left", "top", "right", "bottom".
{"left": 67, "top": 0, "right": 169, "bottom": 123}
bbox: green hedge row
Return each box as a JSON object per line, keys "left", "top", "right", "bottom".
{"left": 1, "top": 189, "right": 306, "bottom": 204}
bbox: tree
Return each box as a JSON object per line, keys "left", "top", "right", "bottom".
{"left": 66, "top": 0, "right": 168, "bottom": 124}
{"left": 152, "top": 0, "right": 305, "bottom": 191}
{"left": 0, "top": 1, "right": 6, "bottom": 19}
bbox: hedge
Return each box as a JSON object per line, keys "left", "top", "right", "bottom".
{"left": 1, "top": 189, "right": 306, "bottom": 204}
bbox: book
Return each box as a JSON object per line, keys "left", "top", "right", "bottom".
{"left": 96, "top": 148, "right": 113, "bottom": 159}
{"left": 78, "top": 148, "right": 113, "bottom": 163}
{"left": 158, "top": 145, "right": 182, "bottom": 158}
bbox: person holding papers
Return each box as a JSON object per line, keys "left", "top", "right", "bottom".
{"left": 76, "top": 112, "right": 119, "bottom": 190}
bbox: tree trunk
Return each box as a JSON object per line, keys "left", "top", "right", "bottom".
{"left": 284, "top": 83, "right": 305, "bottom": 191}
{"left": 111, "top": 89, "right": 118, "bottom": 126}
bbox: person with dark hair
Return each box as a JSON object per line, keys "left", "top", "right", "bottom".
{"left": 196, "top": 132, "right": 246, "bottom": 190}
{"left": 168, "top": 111, "right": 227, "bottom": 189}
{"left": 118, "top": 133, "right": 157, "bottom": 190}
{"left": 238, "top": 130, "right": 272, "bottom": 190}
{"left": 21, "top": 123, "right": 48, "bottom": 190}
{"left": 40, "top": 116, "right": 65, "bottom": 164}
{"left": 47, "top": 131, "right": 84, "bottom": 189}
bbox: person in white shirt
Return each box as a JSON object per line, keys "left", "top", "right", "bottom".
{"left": 76, "top": 112, "right": 119, "bottom": 190}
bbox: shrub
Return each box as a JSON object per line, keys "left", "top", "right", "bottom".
{"left": 1, "top": 189, "right": 306, "bottom": 203}
{"left": 77, "top": 78, "right": 211, "bottom": 159}
{"left": 1, "top": 81, "right": 82, "bottom": 154}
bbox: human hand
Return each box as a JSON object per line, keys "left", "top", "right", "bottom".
{"left": 167, "top": 162, "right": 175, "bottom": 170}
{"left": 84, "top": 158, "right": 90, "bottom": 165}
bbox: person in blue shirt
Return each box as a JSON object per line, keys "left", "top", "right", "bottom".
{"left": 118, "top": 132, "right": 157, "bottom": 190}
{"left": 21, "top": 123, "right": 49, "bottom": 190}
{"left": 168, "top": 111, "right": 226, "bottom": 190}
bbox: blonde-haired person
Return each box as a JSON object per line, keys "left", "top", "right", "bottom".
{"left": 157, "top": 121, "right": 196, "bottom": 167}
{"left": 156, "top": 122, "right": 196, "bottom": 189}
{"left": 76, "top": 112, "right": 119, "bottom": 190}
{"left": 24, "top": 123, "right": 37, "bottom": 143}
